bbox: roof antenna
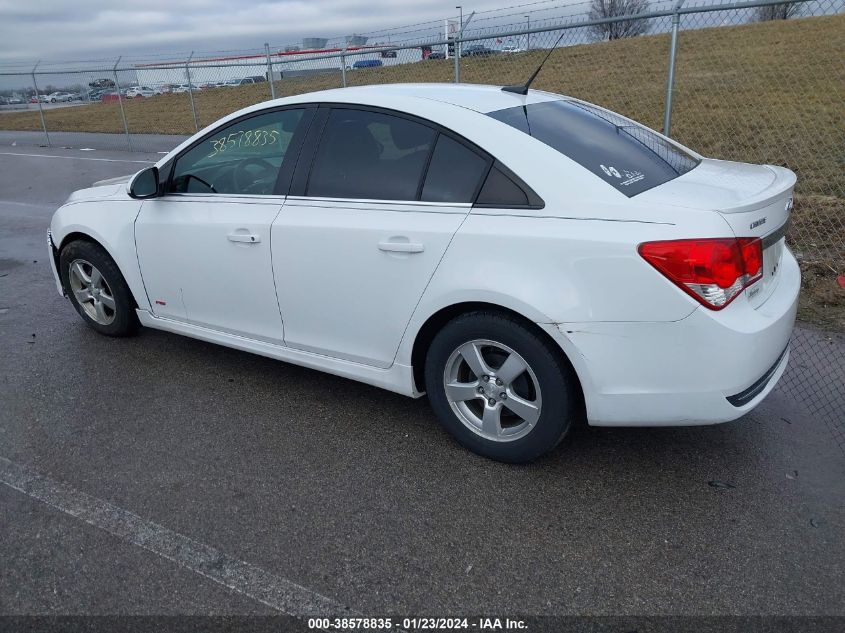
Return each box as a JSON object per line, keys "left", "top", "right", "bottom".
{"left": 501, "top": 29, "right": 567, "bottom": 95}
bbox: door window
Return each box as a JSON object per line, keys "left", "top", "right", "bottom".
{"left": 170, "top": 108, "right": 305, "bottom": 195}
{"left": 307, "top": 108, "right": 435, "bottom": 201}
{"left": 420, "top": 134, "right": 489, "bottom": 203}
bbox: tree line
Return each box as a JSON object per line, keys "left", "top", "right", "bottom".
{"left": 587, "top": 0, "right": 802, "bottom": 41}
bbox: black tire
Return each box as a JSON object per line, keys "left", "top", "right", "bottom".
{"left": 59, "top": 239, "right": 139, "bottom": 337}
{"left": 425, "top": 311, "right": 578, "bottom": 463}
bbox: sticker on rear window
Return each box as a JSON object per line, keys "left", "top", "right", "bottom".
{"left": 601, "top": 164, "right": 644, "bottom": 186}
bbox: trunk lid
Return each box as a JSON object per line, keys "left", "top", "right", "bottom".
{"left": 639, "top": 158, "right": 796, "bottom": 308}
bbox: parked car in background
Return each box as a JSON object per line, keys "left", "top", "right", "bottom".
{"left": 89, "top": 78, "right": 115, "bottom": 89}
{"left": 125, "top": 86, "right": 155, "bottom": 98}
{"left": 7, "top": 96, "right": 24, "bottom": 105}
{"left": 47, "top": 92, "right": 74, "bottom": 103}
{"left": 222, "top": 77, "right": 263, "bottom": 87}
{"left": 463, "top": 45, "right": 498, "bottom": 57}
{"left": 154, "top": 85, "right": 174, "bottom": 95}
{"left": 171, "top": 84, "right": 192, "bottom": 94}
{"left": 427, "top": 51, "right": 446, "bottom": 60}
{"left": 501, "top": 45, "right": 525, "bottom": 53}
{"left": 352, "top": 59, "right": 384, "bottom": 69}
{"left": 47, "top": 84, "right": 799, "bottom": 463}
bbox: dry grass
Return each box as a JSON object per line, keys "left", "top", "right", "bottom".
{"left": 789, "top": 195, "right": 845, "bottom": 331}
{"left": 3, "top": 14, "right": 843, "bottom": 327}
{"left": 798, "top": 262, "right": 845, "bottom": 332}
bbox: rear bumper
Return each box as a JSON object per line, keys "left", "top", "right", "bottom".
{"left": 543, "top": 247, "right": 800, "bottom": 426}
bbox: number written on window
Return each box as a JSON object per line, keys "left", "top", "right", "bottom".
{"left": 207, "top": 128, "right": 281, "bottom": 158}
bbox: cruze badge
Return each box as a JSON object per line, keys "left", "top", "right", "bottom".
{"left": 750, "top": 217, "right": 767, "bottom": 230}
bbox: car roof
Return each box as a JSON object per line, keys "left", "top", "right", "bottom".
{"left": 268, "top": 83, "right": 563, "bottom": 115}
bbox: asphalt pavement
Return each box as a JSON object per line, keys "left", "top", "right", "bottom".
{"left": 0, "top": 146, "right": 843, "bottom": 620}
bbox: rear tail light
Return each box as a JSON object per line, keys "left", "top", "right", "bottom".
{"left": 638, "top": 237, "right": 763, "bottom": 310}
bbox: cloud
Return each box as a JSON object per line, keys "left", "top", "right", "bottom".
{"left": 0, "top": 0, "right": 474, "bottom": 62}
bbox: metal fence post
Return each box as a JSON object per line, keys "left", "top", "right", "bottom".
{"left": 341, "top": 43, "right": 349, "bottom": 88}
{"left": 454, "top": 11, "right": 474, "bottom": 84}
{"left": 663, "top": 0, "right": 685, "bottom": 137}
{"left": 112, "top": 57, "right": 133, "bottom": 152}
{"left": 30, "top": 61, "right": 50, "bottom": 147}
{"left": 265, "top": 43, "right": 276, "bottom": 99}
{"left": 455, "top": 6, "right": 462, "bottom": 83}
{"left": 186, "top": 52, "right": 199, "bottom": 133}
{"left": 454, "top": 38, "right": 460, "bottom": 83}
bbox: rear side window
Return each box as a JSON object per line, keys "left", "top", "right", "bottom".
{"left": 307, "top": 108, "right": 435, "bottom": 200}
{"left": 488, "top": 100, "right": 699, "bottom": 197}
{"left": 421, "top": 135, "right": 489, "bottom": 203}
{"left": 476, "top": 166, "right": 529, "bottom": 207}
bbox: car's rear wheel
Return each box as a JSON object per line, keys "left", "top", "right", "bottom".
{"left": 425, "top": 311, "right": 577, "bottom": 463}
{"left": 59, "top": 240, "right": 138, "bottom": 337}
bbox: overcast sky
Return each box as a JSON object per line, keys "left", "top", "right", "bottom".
{"left": 0, "top": 0, "right": 588, "bottom": 64}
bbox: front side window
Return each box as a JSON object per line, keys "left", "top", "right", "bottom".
{"left": 170, "top": 108, "right": 305, "bottom": 195}
{"left": 307, "top": 108, "right": 435, "bottom": 200}
{"left": 488, "top": 100, "right": 699, "bottom": 197}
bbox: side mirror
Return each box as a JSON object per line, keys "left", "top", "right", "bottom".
{"left": 129, "top": 166, "right": 159, "bottom": 199}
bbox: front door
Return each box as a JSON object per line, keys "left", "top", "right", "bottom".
{"left": 135, "top": 106, "right": 312, "bottom": 343}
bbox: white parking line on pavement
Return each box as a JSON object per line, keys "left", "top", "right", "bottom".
{"left": 0, "top": 456, "right": 355, "bottom": 617}
{"left": 0, "top": 151, "right": 153, "bottom": 164}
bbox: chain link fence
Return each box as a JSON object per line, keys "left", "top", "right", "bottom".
{"left": 0, "top": 0, "right": 842, "bottom": 449}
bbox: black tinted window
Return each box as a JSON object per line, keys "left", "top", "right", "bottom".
{"left": 170, "top": 109, "right": 304, "bottom": 195}
{"left": 421, "top": 135, "right": 489, "bottom": 203}
{"left": 488, "top": 100, "right": 699, "bottom": 197}
{"left": 308, "top": 109, "right": 435, "bottom": 200}
{"left": 476, "top": 166, "right": 529, "bottom": 207}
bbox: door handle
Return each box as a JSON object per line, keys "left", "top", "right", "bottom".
{"left": 378, "top": 241, "right": 424, "bottom": 253}
{"left": 228, "top": 232, "right": 260, "bottom": 244}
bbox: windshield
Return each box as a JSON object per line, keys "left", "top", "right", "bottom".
{"left": 487, "top": 100, "right": 699, "bottom": 197}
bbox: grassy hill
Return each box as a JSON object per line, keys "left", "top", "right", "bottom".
{"left": 3, "top": 13, "right": 843, "bottom": 326}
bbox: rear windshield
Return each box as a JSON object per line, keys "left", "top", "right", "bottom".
{"left": 487, "top": 100, "right": 699, "bottom": 197}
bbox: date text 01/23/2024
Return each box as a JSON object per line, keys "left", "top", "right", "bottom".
{"left": 307, "top": 618, "right": 528, "bottom": 630}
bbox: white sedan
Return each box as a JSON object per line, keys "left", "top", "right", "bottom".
{"left": 48, "top": 84, "right": 799, "bottom": 462}
{"left": 125, "top": 86, "right": 155, "bottom": 98}
{"left": 46, "top": 92, "right": 73, "bottom": 103}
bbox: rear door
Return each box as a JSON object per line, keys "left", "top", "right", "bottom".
{"left": 272, "top": 106, "right": 492, "bottom": 368}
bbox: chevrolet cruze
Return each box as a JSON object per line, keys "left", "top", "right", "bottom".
{"left": 48, "top": 84, "right": 799, "bottom": 462}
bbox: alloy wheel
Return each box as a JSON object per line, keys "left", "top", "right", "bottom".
{"left": 443, "top": 339, "right": 542, "bottom": 442}
{"left": 68, "top": 259, "right": 116, "bottom": 325}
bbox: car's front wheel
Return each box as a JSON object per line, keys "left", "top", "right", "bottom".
{"left": 59, "top": 240, "right": 138, "bottom": 337}
{"left": 425, "top": 311, "right": 578, "bottom": 463}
